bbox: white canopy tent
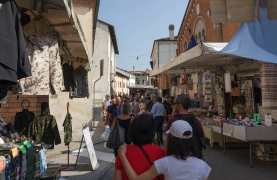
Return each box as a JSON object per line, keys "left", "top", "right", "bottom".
{"left": 149, "top": 43, "right": 255, "bottom": 77}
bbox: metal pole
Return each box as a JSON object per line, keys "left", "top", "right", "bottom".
{"left": 250, "top": 142, "right": 253, "bottom": 167}
{"left": 223, "top": 135, "right": 226, "bottom": 155}
{"left": 93, "top": 77, "right": 101, "bottom": 128}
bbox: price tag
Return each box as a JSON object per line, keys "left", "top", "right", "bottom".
{"left": 265, "top": 115, "right": 272, "bottom": 127}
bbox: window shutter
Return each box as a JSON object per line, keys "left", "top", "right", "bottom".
{"left": 211, "top": 0, "right": 228, "bottom": 23}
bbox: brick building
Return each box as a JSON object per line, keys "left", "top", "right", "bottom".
{"left": 0, "top": 92, "right": 49, "bottom": 124}
{"left": 177, "top": 0, "right": 241, "bottom": 55}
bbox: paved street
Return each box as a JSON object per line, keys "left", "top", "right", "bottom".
{"left": 46, "top": 115, "right": 277, "bottom": 180}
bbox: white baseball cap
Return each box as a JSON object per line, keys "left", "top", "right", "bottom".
{"left": 166, "top": 120, "right": 193, "bottom": 139}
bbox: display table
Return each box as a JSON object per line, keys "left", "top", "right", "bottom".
{"left": 221, "top": 123, "right": 277, "bottom": 167}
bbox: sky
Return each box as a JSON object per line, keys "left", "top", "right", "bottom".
{"left": 98, "top": 0, "right": 189, "bottom": 71}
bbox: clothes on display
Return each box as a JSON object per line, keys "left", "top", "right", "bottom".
{"left": 0, "top": 156, "right": 5, "bottom": 180}
{"left": 63, "top": 114, "right": 72, "bottom": 146}
{"left": 259, "top": 62, "right": 277, "bottom": 109}
{"left": 225, "top": 71, "right": 232, "bottom": 93}
{"left": 15, "top": 16, "right": 64, "bottom": 95}
{"left": 171, "top": 75, "right": 177, "bottom": 86}
{"left": 63, "top": 63, "right": 76, "bottom": 92}
{"left": 71, "top": 66, "right": 89, "bottom": 98}
{"left": 166, "top": 74, "right": 171, "bottom": 90}
{"left": 0, "top": 0, "right": 31, "bottom": 88}
{"left": 158, "top": 74, "right": 167, "bottom": 90}
{"left": 14, "top": 100, "right": 35, "bottom": 138}
{"left": 231, "top": 81, "right": 241, "bottom": 97}
{"left": 29, "top": 102, "right": 61, "bottom": 147}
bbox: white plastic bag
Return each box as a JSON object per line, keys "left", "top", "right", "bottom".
{"left": 101, "top": 130, "right": 110, "bottom": 141}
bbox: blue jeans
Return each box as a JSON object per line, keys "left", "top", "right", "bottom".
{"left": 155, "top": 116, "right": 164, "bottom": 144}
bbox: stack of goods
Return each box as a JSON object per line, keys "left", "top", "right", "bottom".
{"left": 245, "top": 87, "right": 253, "bottom": 118}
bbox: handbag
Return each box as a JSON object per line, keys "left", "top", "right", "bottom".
{"left": 138, "top": 146, "right": 161, "bottom": 180}
{"left": 106, "top": 117, "right": 125, "bottom": 149}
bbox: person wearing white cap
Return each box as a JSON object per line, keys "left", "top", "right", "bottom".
{"left": 118, "top": 120, "right": 211, "bottom": 180}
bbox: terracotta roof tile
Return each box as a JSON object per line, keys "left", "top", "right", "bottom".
{"left": 156, "top": 36, "right": 178, "bottom": 41}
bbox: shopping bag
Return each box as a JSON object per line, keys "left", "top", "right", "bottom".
{"left": 101, "top": 131, "right": 110, "bottom": 141}
{"left": 106, "top": 117, "right": 125, "bottom": 149}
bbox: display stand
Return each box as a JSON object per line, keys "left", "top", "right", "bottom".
{"left": 61, "top": 102, "right": 82, "bottom": 171}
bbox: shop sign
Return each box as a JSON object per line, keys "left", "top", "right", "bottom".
{"left": 50, "top": 95, "right": 58, "bottom": 99}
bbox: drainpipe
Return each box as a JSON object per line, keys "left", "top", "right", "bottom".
{"left": 92, "top": 76, "right": 101, "bottom": 129}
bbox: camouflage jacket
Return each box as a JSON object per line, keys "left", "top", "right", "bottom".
{"left": 63, "top": 114, "right": 72, "bottom": 145}
{"left": 14, "top": 109, "right": 35, "bottom": 137}
{"left": 15, "top": 16, "right": 64, "bottom": 95}
{"left": 29, "top": 102, "right": 61, "bottom": 147}
{"left": 71, "top": 66, "right": 89, "bottom": 98}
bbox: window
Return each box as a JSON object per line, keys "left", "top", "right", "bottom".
{"left": 100, "top": 59, "right": 104, "bottom": 76}
{"left": 196, "top": 4, "right": 200, "bottom": 15}
{"left": 143, "top": 74, "right": 145, "bottom": 76}
{"left": 120, "top": 82, "right": 121, "bottom": 88}
{"left": 142, "top": 79, "right": 145, "bottom": 84}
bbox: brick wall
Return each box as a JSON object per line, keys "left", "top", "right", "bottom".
{"left": 0, "top": 92, "right": 49, "bottom": 124}
{"left": 177, "top": 0, "right": 242, "bottom": 55}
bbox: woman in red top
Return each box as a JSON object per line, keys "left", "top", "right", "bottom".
{"left": 113, "top": 114, "right": 166, "bottom": 180}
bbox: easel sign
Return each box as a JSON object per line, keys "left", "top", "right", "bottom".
{"left": 83, "top": 127, "right": 98, "bottom": 170}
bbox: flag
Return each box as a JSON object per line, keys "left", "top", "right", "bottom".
{"left": 187, "top": 35, "right": 197, "bottom": 50}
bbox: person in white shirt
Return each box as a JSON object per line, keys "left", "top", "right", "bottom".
{"left": 102, "top": 94, "right": 111, "bottom": 121}
{"left": 151, "top": 97, "right": 167, "bottom": 146}
{"left": 118, "top": 120, "right": 211, "bottom": 180}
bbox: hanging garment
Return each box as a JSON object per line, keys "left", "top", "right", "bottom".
{"left": 231, "top": 81, "right": 241, "bottom": 96}
{"left": 39, "top": 150, "right": 46, "bottom": 175}
{"left": 33, "top": 152, "right": 40, "bottom": 178}
{"left": 198, "top": 74, "right": 203, "bottom": 84}
{"left": 43, "top": 147, "right": 47, "bottom": 170}
{"left": 10, "top": 150, "right": 19, "bottom": 180}
{"left": 171, "top": 75, "right": 177, "bottom": 86}
{"left": 20, "top": 153, "right": 27, "bottom": 180}
{"left": 193, "top": 84, "right": 198, "bottom": 94}
{"left": 0, "top": 0, "right": 31, "bottom": 88}
{"left": 166, "top": 74, "right": 171, "bottom": 89}
{"left": 16, "top": 16, "right": 64, "bottom": 95}
{"left": 187, "top": 79, "right": 193, "bottom": 90}
{"left": 29, "top": 102, "right": 61, "bottom": 147}
{"left": 0, "top": 88, "right": 8, "bottom": 104}
{"left": 0, "top": 156, "right": 5, "bottom": 180}
{"left": 198, "top": 83, "right": 203, "bottom": 98}
{"left": 192, "top": 73, "right": 198, "bottom": 84}
{"left": 14, "top": 101, "right": 35, "bottom": 137}
{"left": 63, "top": 114, "right": 72, "bottom": 145}
{"left": 259, "top": 62, "right": 277, "bottom": 109}
{"left": 62, "top": 63, "right": 76, "bottom": 92}
{"left": 16, "top": 153, "right": 20, "bottom": 180}
{"left": 25, "top": 144, "right": 34, "bottom": 180}
{"left": 211, "top": 74, "right": 216, "bottom": 96}
{"left": 71, "top": 66, "right": 89, "bottom": 98}
{"left": 158, "top": 74, "right": 167, "bottom": 90}
{"left": 5, "top": 157, "right": 11, "bottom": 180}
{"left": 225, "top": 71, "right": 232, "bottom": 93}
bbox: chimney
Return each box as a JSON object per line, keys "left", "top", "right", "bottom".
{"left": 169, "top": 24, "right": 175, "bottom": 40}
{"left": 133, "top": 66, "right": 135, "bottom": 72}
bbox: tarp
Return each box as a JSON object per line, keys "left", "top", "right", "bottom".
{"left": 220, "top": 0, "right": 277, "bottom": 64}
{"left": 127, "top": 85, "right": 157, "bottom": 89}
{"left": 149, "top": 43, "right": 228, "bottom": 77}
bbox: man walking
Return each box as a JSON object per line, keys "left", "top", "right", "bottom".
{"left": 107, "top": 97, "right": 122, "bottom": 127}
{"left": 102, "top": 94, "right": 111, "bottom": 121}
{"left": 146, "top": 94, "right": 156, "bottom": 112}
{"left": 144, "top": 93, "right": 148, "bottom": 102}
{"left": 151, "top": 97, "right": 167, "bottom": 146}
{"left": 105, "top": 98, "right": 116, "bottom": 126}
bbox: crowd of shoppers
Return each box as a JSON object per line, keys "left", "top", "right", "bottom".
{"left": 103, "top": 93, "right": 211, "bottom": 179}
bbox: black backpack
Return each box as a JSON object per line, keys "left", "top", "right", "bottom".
{"left": 174, "top": 114, "right": 206, "bottom": 159}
